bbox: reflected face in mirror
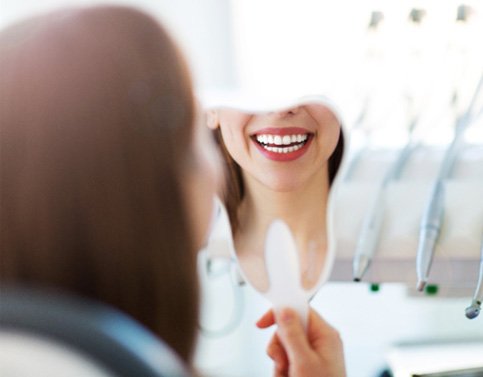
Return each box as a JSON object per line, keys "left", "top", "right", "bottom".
{"left": 207, "top": 102, "right": 344, "bottom": 293}
{"left": 213, "top": 105, "right": 340, "bottom": 191}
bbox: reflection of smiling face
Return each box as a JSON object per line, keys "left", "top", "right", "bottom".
{"left": 213, "top": 104, "right": 341, "bottom": 191}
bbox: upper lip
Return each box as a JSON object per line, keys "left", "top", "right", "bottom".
{"left": 249, "top": 127, "right": 313, "bottom": 137}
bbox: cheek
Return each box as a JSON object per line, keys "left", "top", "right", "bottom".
{"left": 219, "top": 124, "right": 248, "bottom": 165}
{"left": 305, "top": 104, "right": 341, "bottom": 157}
{"left": 324, "top": 125, "right": 341, "bottom": 158}
{"left": 217, "top": 112, "right": 252, "bottom": 164}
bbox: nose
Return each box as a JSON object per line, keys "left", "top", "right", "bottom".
{"left": 270, "top": 106, "right": 299, "bottom": 118}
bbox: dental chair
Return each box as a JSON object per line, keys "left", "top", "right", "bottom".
{"left": 0, "top": 288, "right": 190, "bottom": 377}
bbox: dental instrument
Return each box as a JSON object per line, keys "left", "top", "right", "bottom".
{"left": 353, "top": 116, "right": 419, "bottom": 281}
{"left": 416, "top": 74, "right": 483, "bottom": 291}
{"left": 465, "top": 238, "right": 483, "bottom": 319}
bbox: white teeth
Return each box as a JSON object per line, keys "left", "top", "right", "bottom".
{"left": 273, "top": 135, "right": 282, "bottom": 145}
{"left": 262, "top": 143, "right": 304, "bottom": 154}
{"left": 255, "top": 133, "right": 309, "bottom": 146}
{"left": 254, "top": 133, "right": 309, "bottom": 155}
{"left": 298, "top": 134, "right": 308, "bottom": 142}
{"left": 282, "top": 135, "right": 292, "bottom": 145}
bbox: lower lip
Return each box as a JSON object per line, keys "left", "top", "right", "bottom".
{"left": 252, "top": 136, "right": 313, "bottom": 162}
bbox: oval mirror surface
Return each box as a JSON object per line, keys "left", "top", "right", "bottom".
{"left": 205, "top": 99, "right": 345, "bottom": 294}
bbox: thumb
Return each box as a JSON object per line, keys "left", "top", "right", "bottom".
{"left": 275, "top": 307, "right": 311, "bottom": 362}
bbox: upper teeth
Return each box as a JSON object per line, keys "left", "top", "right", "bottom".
{"left": 255, "top": 134, "right": 308, "bottom": 146}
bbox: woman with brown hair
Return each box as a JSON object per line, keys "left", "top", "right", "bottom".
{"left": 0, "top": 5, "right": 219, "bottom": 363}
{"left": 0, "top": 5, "right": 345, "bottom": 376}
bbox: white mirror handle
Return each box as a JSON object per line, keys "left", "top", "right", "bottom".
{"left": 264, "top": 220, "right": 309, "bottom": 330}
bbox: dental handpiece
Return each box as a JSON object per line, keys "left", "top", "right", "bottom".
{"left": 416, "top": 180, "right": 445, "bottom": 291}
{"left": 465, "top": 239, "right": 483, "bottom": 319}
{"left": 353, "top": 122, "right": 418, "bottom": 281}
{"left": 416, "top": 135, "right": 461, "bottom": 292}
{"left": 353, "top": 185, "right": 385, "bottom": 281}
{"left": 416, "top": 74, "right": 483, "bottom": 291}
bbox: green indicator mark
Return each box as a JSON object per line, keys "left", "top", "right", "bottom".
{"left": 370, "top": 283, "right": 380, "bottom": 292}
{"left": 425, "top": 284, "right": 439, "bottom": 295}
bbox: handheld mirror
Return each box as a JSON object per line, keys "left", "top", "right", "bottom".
{"left": 203, "top": 97, "right": 346, "bottom": 324}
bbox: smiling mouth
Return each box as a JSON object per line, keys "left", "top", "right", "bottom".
{"left": 251, "top": 132, "right": 313, "bottom": 154}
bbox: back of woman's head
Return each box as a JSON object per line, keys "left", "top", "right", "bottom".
{"left": 0, "top": 5, "right": 198, "bottom": 362}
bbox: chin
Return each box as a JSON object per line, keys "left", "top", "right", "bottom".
{"left": 258, "top": 174, "right": 307, "bottom": 192}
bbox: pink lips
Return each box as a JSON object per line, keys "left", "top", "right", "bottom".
{"left": 251, "top": 127, "right": 314, "bottom": 162}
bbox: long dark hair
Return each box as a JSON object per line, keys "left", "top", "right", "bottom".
{"left": 0, "top": 6, "right": 198, "bottom": 363}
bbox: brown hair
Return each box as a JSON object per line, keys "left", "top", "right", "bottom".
{"left": 214, "top": 125, "right": 344, "bottom": 234}
{"left": 0, "top": 6, "right": 198, "bottom": 363}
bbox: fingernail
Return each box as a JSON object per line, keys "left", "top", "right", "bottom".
{"left": 279, "top": 308, "right": 294, "bottom": 324}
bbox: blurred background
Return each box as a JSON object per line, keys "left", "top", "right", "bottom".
{"left": 2, "top": 1, "right": 483, "bottom": 376}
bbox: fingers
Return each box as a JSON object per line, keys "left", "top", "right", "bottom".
{"left": 262, "top": 313, "right": 288, "bottom": 375}
{"left": 306, "top": 308, "right": 341, "bottom": 348}
{"left": 266, "top": 333, "right": 288, "bottom": 375}
{"left": 258, "top": 310, "right": 288, "bottom": 374}
{"left": 259, "top": 308, "right": 339, "bottom": 352}
{"left": 275, "top": 307, "right": 312, "bottom": 362}
{"left": 263, "top": 307, "right": 347, "bottom": 377}
{"left": 308, "top": 308, "right": 333, "bottom": 332}
{"left": 256, "top": 309, "right": 275, "bottom": 329}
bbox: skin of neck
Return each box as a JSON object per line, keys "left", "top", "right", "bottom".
{"left": 235, "top": 165, "right": 330, "bottom": 257}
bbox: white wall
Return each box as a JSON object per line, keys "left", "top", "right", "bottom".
{"left": 0, "top": 0, "right": 237, "bottom": 90}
